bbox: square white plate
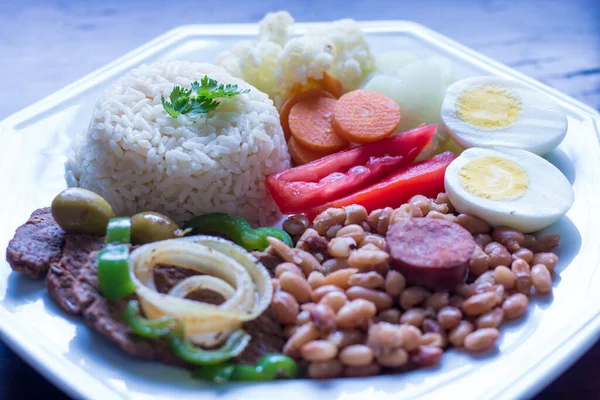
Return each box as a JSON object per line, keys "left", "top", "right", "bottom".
{"left": 1, "top": 21, "right": 599, "bottom": 400}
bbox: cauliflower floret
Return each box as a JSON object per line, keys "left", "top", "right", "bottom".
{"left": 275, "top": 19, "right": 374, "bottom": 94}
{"left": 258, "top": 11, "right": 294, "bottom": 46}
{"left": 216, "top": 12, "right": 374, "bottom": 100}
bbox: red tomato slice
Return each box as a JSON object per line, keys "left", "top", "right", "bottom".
{"left": 306, "top": 151, "right": 456, "bottom": 219}
{"left": 266, "top": 125, "right": 438, "bottom": 214}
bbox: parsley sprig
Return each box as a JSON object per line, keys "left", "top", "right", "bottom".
{"left": 161, "top": 75, "right": 250, "bottom": 119}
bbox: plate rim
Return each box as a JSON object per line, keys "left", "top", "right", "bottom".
{"left": 1, "top": 20, "right": 599, "bottom": 400}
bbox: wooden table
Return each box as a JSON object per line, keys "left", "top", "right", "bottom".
{"left": 0, "top": 0, "right": 598, "bottom": 398}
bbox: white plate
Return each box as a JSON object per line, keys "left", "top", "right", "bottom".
{"left": 1, "top": 21, "right": 599, "bottom": 400}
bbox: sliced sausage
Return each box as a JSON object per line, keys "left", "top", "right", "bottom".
{"left": 386, "top": 218, "right": 474, "bottom": 290}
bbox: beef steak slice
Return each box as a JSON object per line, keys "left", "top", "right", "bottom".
{"left": 6, "top": 207, "right": 66, "bottom": 279}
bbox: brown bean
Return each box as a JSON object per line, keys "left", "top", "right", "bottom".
{"left": 385, "top": 270, "right": 406, "bottom": 297}
{"left": 275, "top": 262, "right": 303, "bottom": 278}
{"left": 296, "top": 310, "right": 311, "bottom": 325}
{"left": 494, "top": 266, "right": 515, "bottom": 290}
{"left": 336, "top": 224, "right": 365, "bottom": 245}
{"left": 512, "top": 248, "right": 534, "bottom": 264}
{"left": 279, "top": 271, "right": 312, "bottom": 304}
{"left": 502, "top": 293, "right": 529, "bottom": 319}
{"left": 532, "top": 234, "right": 560, "bottom": 252}
{"left": 319, "top": 291, "right": 348, "bottom": 312}
{"left": 348, "top": 248, "right": 389, "bottom": 271}
{"left": 426, "top": 292, "right": 450, "bottom": 310}
{"left": 311, "top": 284, "right": 344, "bottom": 303}
{"left": 271, "top": 291, "right": 300, "bottom": 325}
{"left": 437, "top": 306, "right": 462, "bottom": 330}
{"left": 400, "top": 286, "right": 430, "bottom": 309}
{"left": 532, "top": 252, "right": 559, "bottom": 272}
{"left": 400, "top": 308, "right": 426, "bottom": 327}
{"left": 361, "top": 233, "right": 387, "bottom": 249}
{"left": 400, "top": 324, "right": 423, "bottom": 351}
{"left": 296, "top": 228, "right": 322, "bottom": 249}
{"left": 307, "top": 359, "right": 344, "bottom": 379}
{"left": 344, "top": 363, "right": 381, "bottom": 377}
{"left": 511, "top": 258, "right": 532, "bottom": 294}
{"left": 474, "top": 270, "right": 496, "bottom": 286}
{"left": 283, "top": 322, "right": 320, "bottom": 357}
{"left": 476, "top": 307, "right": 504, "bottom": 329}
{"left": 335, "top": 299, "right": 377, "bottom": 329}
{"left": 411, "top": 345, "right": 443, "bottom": 367}
{"left": 462, "top": 291, "right": 497, "bottom": 316}
{"left": 339, "top": 344, "right": 374, "bottom": 366}
{"left": 301, "top": 340, "right": 338, "bottom": 361}
{"left": 326, "top": 329, "right": 364, "bottom": 349}
{"left": 322, "top": 258, "right": 350, "bottom": 274}
{"left": 426, "top": 210, "right": 456, "bottom": 222}
{"left": 455, "top": 214, "right": 490, "bottom": 234}
{"left": 325, "top": 225, "right": 343, "bottom": 238}
{"left": 376, "top": 347, "right": 409, "bottom": 367}
{"left": 283, "top": 325, "right": 299, "bottom": 338}
{"left": 313, "top": 208, "right": 346, "bottom": 235}
{"left": 367, "top": 207, "right": 394, "bottom": 235}
{"left": 272, "top": 278, "right": 280, "bottom": 293}
{"left": 322, "top": 268, "right": 358, "bottom": 289}
{"left": 343, "top": 204, "right": 368, "bottom": 225}
{"left": 474, "top": 233, "right": 493, "bottom": 249}
{"left": 464, "top": 328, "right": 500, "bottom": 352}
{"left": 346, "top": 286, "right": 393, "bottom": 311}
{"left": 448, "top": 320, "right": 474, "bottom": 347}
{"left": 367, "top": 322, "right": 404, "bottom": 355}
{"left": 469, "top": 245, "right": 490, "bottom": 277}
{"left": 327, "top": 237, "right": 357, "bottom": 258}
{"left": 377, "top": 308, "right": 401, "bottom": 324}
{"left": 449, "top": 295, "right": 464, "bottom": 309}
{"left": 522, "top": 234, "right": 537, "bottom": 249}
{"left": 531, "top": 264, "right": 552, "bottom": 294}
{"left": 309, "top": 304, "right": 337, "bottom": 333}
{"left": 420, "top": 332, "right": 446, "bottom": 347}
{"left": 408, "top": 194, "right": 432, "bottom": 215}
{"left": 421, "top": 319, "right": 443, "bottom": 336}
{"left": 473, "top": 281, "right": 494, "bottom": 295}
{"left": 492, "top": 226, "right": 524, "bottom": 252}
{"left": 307, "top": 271, "right": 325, "bottom": 289}
{"left": 348, "top": 271, "right": 385, "bottom": 289}
{"left": 455, "top": 283, "right": 475, "bottom": 298}
{"left": 283, "top": 214, "right": 310, "bottom": 237}
{"left": 485, "top": 242, "right": 512, "bottom": 268}
{"left": 390, "top": 203, "right": 423, "bottom": 223}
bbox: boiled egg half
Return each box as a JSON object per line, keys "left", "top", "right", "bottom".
{"left": 445, "top": 147, "right": 573, "bottom": 233}
{"left": 441, "top": 77, "right": 567, "bottom": 155}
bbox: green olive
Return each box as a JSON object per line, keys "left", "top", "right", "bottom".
{"left": 131, "top": 212, "right": 182, "bottom": 244}
{"left": 51, "top": 188, "right": 115, "bottom": 236}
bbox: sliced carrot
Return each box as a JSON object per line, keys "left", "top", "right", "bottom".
{"left": 287, "top": 137, "right": 333, "bottom": 165}
{"left": 332, "top": 90, "right": 401, "bottom": 144}
{"left": 287, "top": 79, "right": 323, "bottom": 99}
{"left": 322, "top": 72, "right": 343, "bottom": 98}
{"left": 289, "top": 97, "right": 349, "bottom": 152}
{"left": 280, "top": 89, "right": 335, "bottom": 141}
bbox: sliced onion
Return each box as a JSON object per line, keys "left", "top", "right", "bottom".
{"left": 129, "top": 235, "right": 272, "bottom": 346}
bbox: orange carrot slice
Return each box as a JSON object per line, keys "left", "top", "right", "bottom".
{"left": 287, "top": 137, "right": 333, "bottom": 165}
{"left": 280, "top": 89, "right": 335, "bottom": 141}
{"left": 332, "top": 90, "right": 401, "bottom": 144}
{"left": 289, "top": 97, "right": 349, "bottom": 152}
{"left": 322, "top": 72, "right": 343, "bottom": 98}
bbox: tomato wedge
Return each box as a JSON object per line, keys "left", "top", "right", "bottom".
{"left": 267, "top": 125, "right": 438, "bottom": 214}
{"left": 306, "top": 151, "right": 456, "bottom": 219}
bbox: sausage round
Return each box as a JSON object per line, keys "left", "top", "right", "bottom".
{"left": 386, "top": 218, "right": 474, "bottom": 290}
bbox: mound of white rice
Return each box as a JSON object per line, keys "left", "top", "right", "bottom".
{"left": 66, "top": 61, "right": 290, "bottom": 225}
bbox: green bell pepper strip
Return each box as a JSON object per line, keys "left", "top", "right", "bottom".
{"left": 166, "top": 323, "right": 251, "bottom": 366}
{"left": 123, "top": 300, "right": 174, "bottom": 338}
{"left": 97, "top": 243, "right": 137, "bottom": 301}
{"left": 105, "top": 217, "right": 132, "bottom": 244}
{"left": 193, "top": 353, "right": 299, "bottom": 382}
{"left": 182, "top": 213, "right": 293, "bottom": 251}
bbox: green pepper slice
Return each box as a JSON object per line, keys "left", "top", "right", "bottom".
{"left": 182, "top": 213, "right": 293, "bottom": 251}
{"left": 123, "top": 300, "right": 174, "bottom": 338}
{"left": 193, "top": 354, "right": 298, "bottom": 382}
{"left": 105, "top": 217, "right": 132, "bottom": 244}
{"left": 97, "top": 243, "right": 137, "bottom": 301}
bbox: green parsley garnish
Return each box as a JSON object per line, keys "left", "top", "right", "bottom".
{"left": 161, "top": 75, "right": 250, "bottom": 119}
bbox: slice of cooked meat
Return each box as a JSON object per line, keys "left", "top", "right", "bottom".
{"left": 6, "top": 208, "right": 66, "bottom": 279}
{"left": 46, "top": 233, "right": 284, "bottom": 368}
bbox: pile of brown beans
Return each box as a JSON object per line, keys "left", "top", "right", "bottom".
{"left": 266, "top": 192, "right": 560, "bottom": 379}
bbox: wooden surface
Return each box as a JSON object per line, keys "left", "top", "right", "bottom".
{"left": 0, "top": 0, "right": 598, "bottom": 399}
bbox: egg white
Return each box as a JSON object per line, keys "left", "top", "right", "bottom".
{"left": 445, "top": 147, "right": 574, "bottom": 233}
{"left": 441, "top": 76, "right": 567, "bottom": 156}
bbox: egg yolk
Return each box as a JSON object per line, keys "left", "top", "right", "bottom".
{"left": 459, "top": 156, "right": 529, "bottom": 200}
{"left": 456, "top": 85, "right": 522, "bottom": 129}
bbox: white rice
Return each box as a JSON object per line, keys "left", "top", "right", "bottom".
{"left": 66, "top": 61, "right": 290, "bottom": 225}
